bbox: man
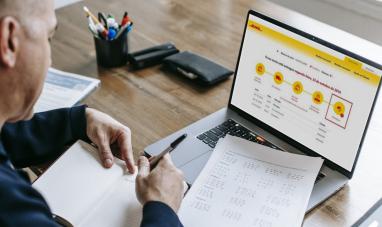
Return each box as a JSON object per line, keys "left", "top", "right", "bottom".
{"left": 0, "top": 0, "right": 184, "bottom": 226}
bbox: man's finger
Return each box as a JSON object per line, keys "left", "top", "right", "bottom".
{"left": 148, "top": 156, "right": 156, "bottom": 162}
{"left": 137, "top": 156, "right": 150, "bottom": 178}
{"left": 118, "top": 129, "right": 135, "bottom": 173}
{"left": 95, "top": 131, "right": 114, "bottom": 168}
{"left": 159, "top": 154, "right": 174, "bottom": 167}
{"left": 156, "top": 154, "right": 178, "bottom": 171}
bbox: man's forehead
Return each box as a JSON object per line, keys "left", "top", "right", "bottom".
{"left": 49, "top": 15, "right": 58, "bottom": 31}
{"left": 37, "top": 1, "right": 57, "bottom": 32}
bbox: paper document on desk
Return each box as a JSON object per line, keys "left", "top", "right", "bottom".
{"left": 33, "top": 141, "right": 141, "bottom": 227}
{"left": 179, "top": 135, "right": 323, "bottom": 227}
{"left": 34, "top": 68, "right": 100, "bottom": 113}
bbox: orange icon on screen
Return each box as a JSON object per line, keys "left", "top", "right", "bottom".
{"left": 256, "top": 63, "right": 265, "bottom": 76}
{"left": 333, "top": 102, "right": 345, "bottom": 118}
{"left": 273, "top": 72, "right": 284, "bottom": 85}
{"left": 292, "top": 81, "right": 303, "bottom": 95}
{"left": 312, "top": 91, "right": 324, "bottom": 105}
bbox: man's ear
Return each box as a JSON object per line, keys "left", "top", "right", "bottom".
{"left": 0, "top": 17, "right": 21, "bottom": 68}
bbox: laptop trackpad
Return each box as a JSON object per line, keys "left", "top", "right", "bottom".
{"left": 177, "top": 149, "right": 213, "bottom": 183}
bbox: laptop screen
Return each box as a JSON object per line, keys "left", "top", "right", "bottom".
{"left": 230, "top": 12, "right": 382, "bottom": 173}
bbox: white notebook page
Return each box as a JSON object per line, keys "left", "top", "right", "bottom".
{"left": 33, "top": 141, "right": 141, "bottom": 226}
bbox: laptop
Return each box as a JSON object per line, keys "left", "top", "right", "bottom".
{"left": 145, "top": 3, "right": 382, "bottom": 212}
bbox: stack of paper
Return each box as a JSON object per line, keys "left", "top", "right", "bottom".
{"left": 34, "top": 68, "right": 100, "bottom": 113}
{"left": 178, "top": 135, "right": 323, "bottom": 227}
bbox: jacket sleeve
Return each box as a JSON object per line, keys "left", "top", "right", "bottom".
{"left": 0, "top": 161, "right": 59, "bottom": 227}
{"left": 141, "top": 201, "right": 184, "bottom": 227}
{"left": 0, "top": 105, "right": 89, "bottom": 168}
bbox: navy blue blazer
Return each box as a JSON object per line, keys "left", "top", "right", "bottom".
{"left": 0, "top": 106, "right": 183, "bottom": 227}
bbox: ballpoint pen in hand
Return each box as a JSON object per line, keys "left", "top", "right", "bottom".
{"left": 52, "top": 213, "right": 73, "bottom": 227}
{"left": 149, "top": 134, "right": 187, "bottom": 169}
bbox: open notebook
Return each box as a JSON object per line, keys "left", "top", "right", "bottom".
{"left": 32, "top": 141, "right": 142, "bottom": 227}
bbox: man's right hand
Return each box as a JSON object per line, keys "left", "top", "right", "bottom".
{"left": 136, "top": 154, "right": 185, "bottom": 212}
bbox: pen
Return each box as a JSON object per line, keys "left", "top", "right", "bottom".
{"left": 83, "top": 6, "right": 108, "bottom": 39}
{"left": 108, "top": 27, "right": 117, "bottom": 40}
{"left": 98, "top": 12, "right": 108, "bottom": 30}
{"left": 95, "top": 23, "right": 108, "bottom": 39}
{"left": 83, "top": 7, "right": 101, "bottom": 25}
{"left": 88, "top": 25, "right": 99, "bottom": 38}
{"left": 115, "top": 21, "right": 133, "bottom": 39}
{"left": 149, "top": 134, "right": 187, "bottom": 169}
{"left": 87, "top": 16, "right": 98, "bottom": 36}
{"left": 52, "top": 213, "right": 73, "bottom": 227}
{"left": 121, "top": 11, "right": 130, "bottom": 27}
{"left": 115, "top": 24, "right": 127, "bottom": 39}
{"left": 107, "top": 15, "right": 118, "bottom": 29}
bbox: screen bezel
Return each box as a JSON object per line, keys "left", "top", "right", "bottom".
{"left": 228, "top": 10, "right": 382, "bottom": 178}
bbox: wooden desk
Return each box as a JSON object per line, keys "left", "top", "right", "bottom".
{"left": 51, "top": 0, "right": 382, "bottom": 226}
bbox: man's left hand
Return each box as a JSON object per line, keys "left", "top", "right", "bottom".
{"left": 85, "top": 108, "right": 135, "bottom": 173}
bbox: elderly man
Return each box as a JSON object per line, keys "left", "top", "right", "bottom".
{"left": 0, "top": 0, "right": 184, "bottom": 226}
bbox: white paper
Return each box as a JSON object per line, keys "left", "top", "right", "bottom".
{"left": 34, "top": 68, "right": 100, "bottom": 113}
{"left": 79, "top": 175, "right": 142, "bottom": 227}
{"left": 179, "top": 135, "right": 323, "bottom": 227}
{"left": 33, "top": 141, "right": 142, "bottom": 226}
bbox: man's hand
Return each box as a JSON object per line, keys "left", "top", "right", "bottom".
{"left": 136, "top": 155, "right": 184, "bottom": 212}
{"left": 85, "top": 108, "right": 135, "bottom": 173}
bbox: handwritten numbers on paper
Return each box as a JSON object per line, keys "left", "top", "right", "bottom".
{"left": 235, "top": 186, "right": 257, "bottom": 198}
{"left": 265, "top": 195, "right": 291, "bottom": 208}
{"left": 211, "top": 163, "right": 230, "bottom": 178}
{"left": 234, "top": 172, "right": 251, "bottom": 184}
{"left": 252, "top": 218, "right": 273, "bottom": 227}
{"left": 178, "top": 136, "right": 321, "bottom": 227}
{"left": 222, "top": 152, "right": 238, "bottom": 164}
{"left": 279, "top": 183, "right": 296, "bottom": 196}
{"left": 260, "top": 205, "right": 280, "bottom": 218}
{"left": 265, "top": 167, "right": 282, "bottom": 177}
{"left": 256, "top": 177, "right": 274, "bottom": 189}
{"left": 205, "top": 176, "right": 225, "bottom": 190}
{"left": 190, "top": 200, "right": 211, "bottom": 212}
{"left": 221, "top": 209, "right": 242, "bottom": 222}
{"left": 286, "top": 172, "right": 304, "bottom": 181}
{"left": 197, "top": 187, "right": 214, "bottom": 199}
{"left": 229, "top": 196, "right": 246, "bottom": 208}
{"left": 243, "top": 160, "right": 260, "bottom": 171}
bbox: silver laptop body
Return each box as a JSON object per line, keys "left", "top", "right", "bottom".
{"left": 145, "top": 1, "right": 382, "bottom": 212}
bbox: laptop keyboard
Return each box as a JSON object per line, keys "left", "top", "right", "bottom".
{"left": 196, "top": 119, "right": 283, "bottom": 150}
{"left": 196, "top": 119, "right": 325, "bottom": 183}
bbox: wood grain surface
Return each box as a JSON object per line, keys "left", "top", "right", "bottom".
{"left": 50, "top": 1, "right": 382, "bottom": 226}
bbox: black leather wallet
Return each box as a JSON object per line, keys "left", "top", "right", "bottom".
{"left": 127, "top": 42, "right": 179, "bottom": 69}
{"left": 163, "top": 51, "right": 233, "bottom": 85}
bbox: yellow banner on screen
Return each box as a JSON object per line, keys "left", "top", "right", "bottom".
{"left": 247, "top": 20, "right": 381, "bottom": 86}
